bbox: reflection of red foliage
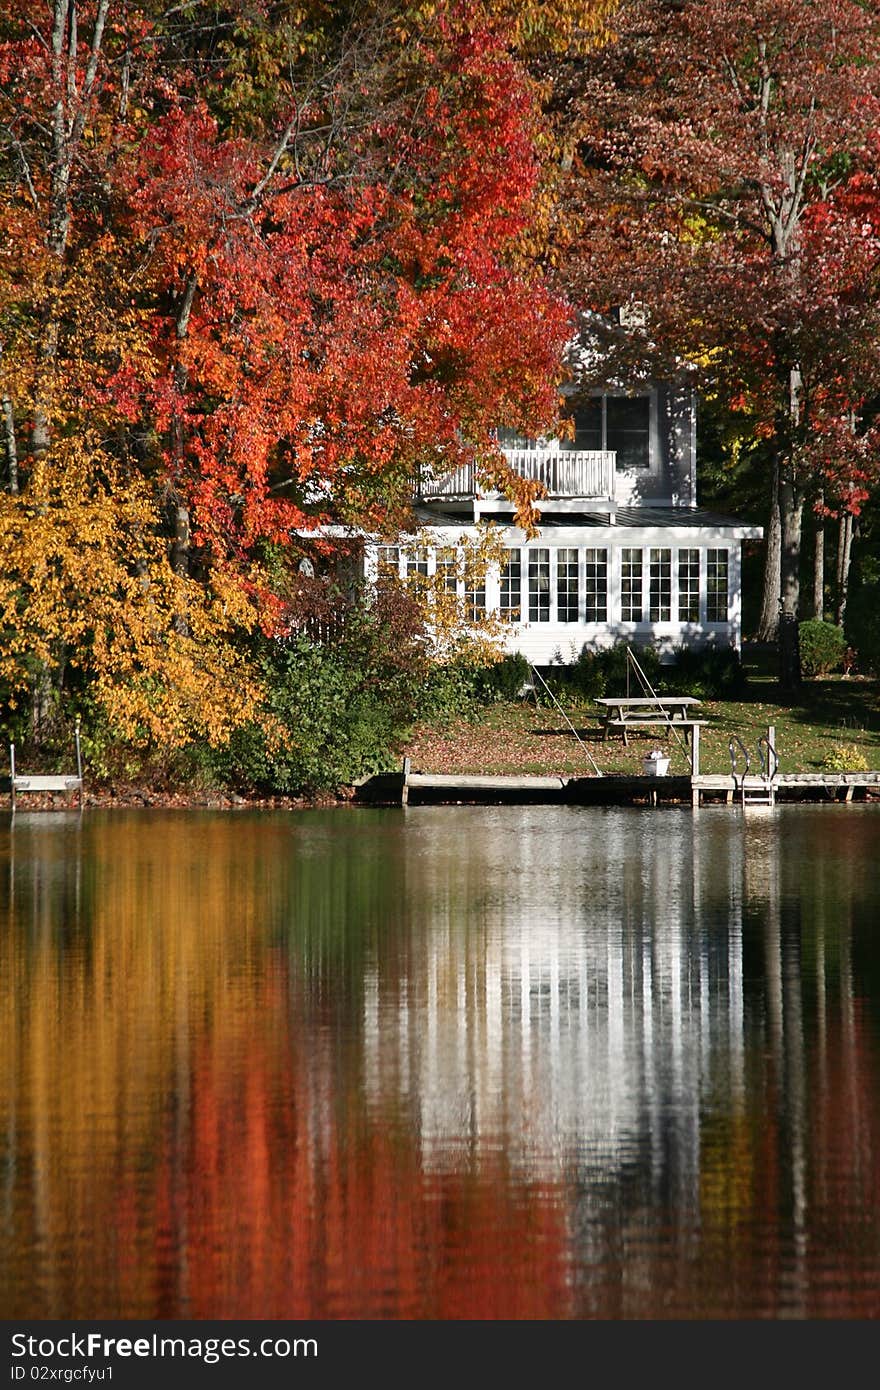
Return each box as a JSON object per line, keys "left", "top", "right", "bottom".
{"left": 146, "top": 1021, "right": 573, "bottom": 1320}
{"left": 107, "top": 957, "right": 880, "bottom": 1320}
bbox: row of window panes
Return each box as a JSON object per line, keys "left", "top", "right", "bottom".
{"left": 377, "top": 545, "right": 728, "bottom": 622}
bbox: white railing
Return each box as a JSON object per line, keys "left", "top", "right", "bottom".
{"left": 418, "top": 449, "right": 616, "bottom": 500}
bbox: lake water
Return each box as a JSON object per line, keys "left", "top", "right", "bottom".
{"left": 1, "top": 803, "right": 879, "bottom": 1320}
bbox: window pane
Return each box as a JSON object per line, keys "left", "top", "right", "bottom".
{"left": 377, "top": 545, "right": 400, "bottom": 577}
{"left": 649, "top": 547, "right": 671, "bottom": 622}
{"left": 560, "top": 399, "right": 602, "bottom": 452}
{"left": 556, "top": 548, "right": 579, "bottom": 622}
{"left": 436, "top": 547, "right": 459, "bottom": 594}
{"left": 607, "top": 396, "right": 650, "bottom": 470}
{"left": 500, "top": 549, "right": 521, "bottom": 621}
{"left": 621, "top": 548, "right": 643, "bottom": 622}
{"left": 528, "top": 548, "right": 550, "bottom": 622}
{"left": 405, "top": 548, "right": 429, "bottom": 580}
{"left": 497, "top": 426, "right": 535, "bottom": 450}
{"left": 707, "top": 549, "right": 729, "bottom": 622}
{"left": 584, "top": 548, "right": 607, "bottom": 622}
{"left": 465, "top": 571, "right": 486, "bottom": 622}
{"left": 678, "top": 548, "right": 700, "bottom": 622}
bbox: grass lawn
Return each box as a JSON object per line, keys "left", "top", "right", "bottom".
{"left": 403, "top": 673, "right": 880, "bottom": 779}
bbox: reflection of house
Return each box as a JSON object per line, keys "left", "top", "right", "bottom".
{"left": 367, "top": 380, "right": 762, "bottom": 664}
{"left": 361, "top": 807, "right": 748, "bottom": 1187}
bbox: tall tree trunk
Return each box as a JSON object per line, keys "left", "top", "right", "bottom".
{"left": 812, "top": 495, "right": 824, "bottom": 620}
{"left": 170, "top": 273, "right": 197, "bottom": 630}
{"left": 2, "top": 394, "right": 18, "bottom": 493}
{"left": 778, "top": 466, "right": 803, "bottom": 698}
{"left": 777, "top": 363, "right": 804, "bottom": 698}
{"left": 836, "top": 510, "right": 856, "bottom": 628}
{"left": 757, "top": 452, "right": 781, "bottom": 641}
{"left": 31, "top": 0, "right": 111, "bottom": 462}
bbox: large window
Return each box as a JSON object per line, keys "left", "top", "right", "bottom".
{"left": 559, "top": 395, "right": 650, "bottom": 469}
{"left": 556, "top": 548, "right": 579, "bottom": 622}
{"left": 500, "top": 550, "right": 521, "bottom": 621}
{"left": 584, "top": 548, "right": 608, "bottom": 622}
{"left": 607, "top": 397, "right": 650, "bottom": 470}
{"left": 528, "top": 549, "right": 550, "bottom": 622}
{"left": 707, "top": 549, "right": 729, "bottom": 621}
{"left": 649, "top": 548, "right": 671, "bottom": 622}
{"left": 678, "top": 549, "right": 700, "bottom": 622}
{"left": 621, "top": 548, "right": 643, "bottom": 622}
{"left": 561, "top": 400, "right": 602, "bottom": 451}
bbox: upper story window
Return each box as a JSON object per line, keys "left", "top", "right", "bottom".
{"left": 607, "top": 396, "right": 650, "bottom": 470}
{"left": 496, "top": 427, "right": 541, "bottom": 450}
{"left": 559, "top": 395, "right": 651, "bottom": 469}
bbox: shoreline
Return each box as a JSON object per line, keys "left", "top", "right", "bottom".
{"left": 0, "top": 787, "right": 356, "bottom": 813}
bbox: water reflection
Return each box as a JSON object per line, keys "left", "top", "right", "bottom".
{"left": 1, "top": 806, "right": 879, "bottom": 1319}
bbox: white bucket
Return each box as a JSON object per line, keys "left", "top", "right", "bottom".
{"left": 643, "top": 755, "right": 669, "bottom": 777}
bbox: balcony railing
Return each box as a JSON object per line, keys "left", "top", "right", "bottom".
{"left": 417, "top": 449, "right": 616, "bottom": 501}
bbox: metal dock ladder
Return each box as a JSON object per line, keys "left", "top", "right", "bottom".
{"left": 728, "top": 727, "right": 779, "bottom": 808}
{"left": 8, "top": 719, "right": 84, "bottom": 813}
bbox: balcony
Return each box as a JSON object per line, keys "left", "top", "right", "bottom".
{"left": 417, "top": 448, "right": 616, "bottom": 502}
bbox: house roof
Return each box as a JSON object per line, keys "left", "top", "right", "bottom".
{"left": 413, "top": 505, "right": 762, "bottom": 535}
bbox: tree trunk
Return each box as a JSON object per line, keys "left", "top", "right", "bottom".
{"left": 171, "top": 504, "right": 191, "bottom": 578}
{"left": 812, "top": 496, "right": 824, "bottom": 620}
{"left": 2, "top": 395, "right": 18, "bottom": 493}
{"left": 778, "top": 467, "right": 803, "bottom": 698}
{"left": 836, "top": 510, "right": 856, "bottom": 628}
{"left": 757, "top": 456, "right": 781, "bottom": 641}
{"left": 169, "top": 273, "right": 197, "bottom": 631}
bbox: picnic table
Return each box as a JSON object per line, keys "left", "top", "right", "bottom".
{"left": 595, "top": 695, "right": 706, "bottom": 747}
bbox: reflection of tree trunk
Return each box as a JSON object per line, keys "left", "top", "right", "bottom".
{"left": 812, "top": 498, "right": 824, "bottom": 620}
{"left": 836, "top": 511, "right": 856, "bottom": 628}
{"left": 757, "top": 455, "right": 781, "bottom": 641}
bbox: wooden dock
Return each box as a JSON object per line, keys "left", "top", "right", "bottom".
{"left": 5, "top": 722, "right": 84, "bottom": 813}
{"left": 354, "top": 763, "right": 880, "bottom": 808}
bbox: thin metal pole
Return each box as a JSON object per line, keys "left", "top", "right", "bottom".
{"left": 528, "top": 663, "right": 603, "bottom": 776}
{"left": 625, "top": 648, "right": 690, "bottom": 764}
{"left": 75, "top": 717, "right": 83, "bottom": 809}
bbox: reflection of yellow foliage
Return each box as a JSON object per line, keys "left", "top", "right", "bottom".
{"left": 699, "top": 1119, "right": 755, "bottom": 1228}
{"left": 0, "top": 816, "right": 297, "bottom": 1315}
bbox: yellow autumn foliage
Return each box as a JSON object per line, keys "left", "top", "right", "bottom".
{"left": 390, "top": 523, "right": 512, "bottom": 664}
{"left": 0, "top": 439, "right": 264, "bottom": 749}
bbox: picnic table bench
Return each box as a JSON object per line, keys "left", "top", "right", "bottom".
{"left": 595, "top": 695, "right": 707, "bottom": 747}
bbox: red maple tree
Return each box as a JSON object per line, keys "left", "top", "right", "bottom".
{"left": 559, "top": 0, "right": 880, "bottom": 689}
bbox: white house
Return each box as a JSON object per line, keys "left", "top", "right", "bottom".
{"left": 365, "top": 380, "right": 762, "bottom": 665}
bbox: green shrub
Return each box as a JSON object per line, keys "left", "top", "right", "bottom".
{"left": 472, "top": 651, "right": 531, "bottom": 702}
{"left": 822, "top": 743, "right": 869, "bottom": 772}
{"left": 539, "top": 647, "right": 605, "bottom": 705}
{"left": 658, "top": 645, "right": 747, "bottom": 699}
{"left": 596, "top": 640, "right": 662, "bottom": 696}
{"left": 211, "top": 583, "right": 436, "bottom": 795}
{"left": 799, "top": 620, "right": 847, "bottom": 677}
